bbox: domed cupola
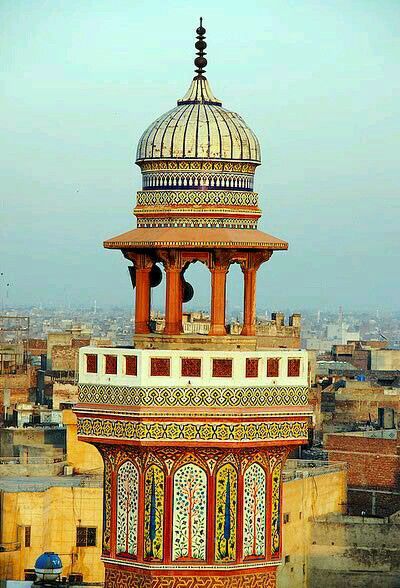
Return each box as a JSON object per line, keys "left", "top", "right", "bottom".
{"left": 131, "top": 19, "right": 266, "bottom": 232}
{"left": 105, "top": 19, "right": 287, "bottom": 250}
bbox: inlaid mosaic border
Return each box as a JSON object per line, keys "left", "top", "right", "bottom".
{"left": 77, "top": 418, "right": 308, "bottom": 443}
{"left": 78, "top": 384, "right": 309, "bottom": 408}
{"left": 139, "top": 160, "right": 258, "bottom": 173}
{"left": 136, "top": 191, "right": 258, "bottom": 208}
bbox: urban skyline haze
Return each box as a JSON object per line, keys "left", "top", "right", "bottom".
{"left": 1, "top": 0, "right": 399, "bottom": 310}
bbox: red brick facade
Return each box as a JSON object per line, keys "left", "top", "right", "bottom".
{"left": 326, "top": 434, "right": 400, "bottom": 490}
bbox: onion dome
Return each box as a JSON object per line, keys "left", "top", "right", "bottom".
{"left": 104, "top": 19, "right": 287, "bottom": 251}
{"left": 34, "top": 551, "right": 63, "bottom": 581}
{"left": 136, "top": 22, "right": 260, "bottom": 164}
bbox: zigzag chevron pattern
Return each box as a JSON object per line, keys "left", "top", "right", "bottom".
{"left": 105, "top": 568, "right": 276, "bottom": 588}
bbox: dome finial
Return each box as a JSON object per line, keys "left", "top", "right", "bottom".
{"left": 194, "top": 17, "right": 207, "bottom": 79}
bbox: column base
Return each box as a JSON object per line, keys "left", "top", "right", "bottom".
{"left": 105, "top": 566, "right": 277, "bottom": 587}
{"left": 209, "top": 325, "right": 227, "bottom": 336}
{"left": 135, "top": 322, "right": 151, "bottom": 335}
{"left": 240, "top": 325, "right": 255, "bottom": 337}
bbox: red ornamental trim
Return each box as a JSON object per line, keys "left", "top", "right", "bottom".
{"left": 125, "top": 355, "right": 138, "bottom": 376}
{"left": 105, "top": 355, "right": 118, "bottom": 375}
{"left": 287, "top": 359, "right": 301, "bottom": 377}
{"left": 266, "top": 358, "right": 279, "bottom": 378}
{"left": 212, "top": 359, "right": 233, "bottom": 378}
{"left": 181, "top": 358, "right": 202, "bottom": 378}
{"left": 86, "top": 354, "right": 98, "bottom": 374}
{"left": 151, "top": 358, "right": 171, "bottom": 377}
{"left": 245, "top": 358, "right": 259, "bottom": 378}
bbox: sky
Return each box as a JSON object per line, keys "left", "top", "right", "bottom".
{"left": 1, "top": 0, "right": 399, "bottom": 313}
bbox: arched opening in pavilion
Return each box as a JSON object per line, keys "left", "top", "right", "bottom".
{"left": 182, "top": 261, "right": 211, "bottom": 334}
{"left": 226, "top": 263, "right": 244, "bottom": 334}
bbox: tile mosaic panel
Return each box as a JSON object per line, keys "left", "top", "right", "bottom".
{"left": 144, "top": 465, "right": 165, "bottom": 560}
{"left": 173, "top": 464, "right": 207, "bottom": 561}
{"left": 116, "top": 461, "right": 139, "bottom": 556}
{"left": 243, "top": 464, "right": 266, "bottom": 558}
{"left": 271, "top": 463, "right": 282, "bottom": 558}
{"left": 215, "top": 464, "right": 237, "bottom": 562}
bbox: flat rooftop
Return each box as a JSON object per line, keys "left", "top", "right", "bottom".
{"left": 0, "top": 475, "right": 103, "bottom": 493}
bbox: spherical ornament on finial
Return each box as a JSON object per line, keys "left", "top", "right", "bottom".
{"left": 194, "top": 17, "right": 207, "bottom": 77}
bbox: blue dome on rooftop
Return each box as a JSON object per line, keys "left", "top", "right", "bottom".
{"left": 35, "top": 552, "right": 62, "bottom": 581}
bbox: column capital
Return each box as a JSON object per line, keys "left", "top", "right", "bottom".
{"left": 240, "top": 249, "right": 273, "bottom": 272}
{"left": 123, "top": 250, "right": 154, "bottom": 270}
{"left": 155, "top": 248, "right": 184, "bottom": 271}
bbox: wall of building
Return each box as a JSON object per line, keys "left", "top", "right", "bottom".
{"left": 52, "top": 346, "right": 79, "bottom": 372}
{"left": 63, "top": 410, "right": 103, "bottom": 475}
{"left": 326, "top": 433, "right": 400, "bottom": 490}
{"left": 322, "top": 381, "right": 400, "bottom": 427}
{"left": 371, "top": 349, "right": 400, "bottom": 371}
{"left": 52, "top": 383, "right": 79, "bottom": 410}
{"left": 0, "top": 485, "right": 103, "bottom": 583}
{"left": 277, "top": 468, "right": 347, "bottom": 588}
{"left": 309, "top": 514, "right": 400, "bottom": 588}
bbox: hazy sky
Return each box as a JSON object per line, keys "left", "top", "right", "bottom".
{"left": 1, "top": 0, "right": 399, "bottom": 312}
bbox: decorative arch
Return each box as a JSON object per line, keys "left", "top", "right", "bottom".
{"left": 215, "top": 463, "right": 238, "bottom": 562}
{"left": 271, "top": 461, "right": 282, "bottom": 558}
{"left": 172, "top": 463, "right": 207, "bottom": 561}
{"left": 116, "top": 460, "right": 139, "bottom": 556}
{"left": 243, "top": 462, "right": 267, "bottom": 558}
{"left": 144, "top": 464, "right": 165, "bottom": 560}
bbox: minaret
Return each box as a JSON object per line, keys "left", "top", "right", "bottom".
{"left": 75, "top": 20, "right": 312, "bottom": 587}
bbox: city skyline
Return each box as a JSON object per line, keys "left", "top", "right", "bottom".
{"left": 1, "top": 0, "right": 399, "bottom": 310}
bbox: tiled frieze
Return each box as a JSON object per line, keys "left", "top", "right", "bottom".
{"left": 77, "top": 418, "right": 308, "bottom": 443}
{"left": 139, "top": 160, "right": 258, "bottom": 174}
{"left": 136, "top": 190, "right": 258, "bottom": 208}
{"left": 136, "top": 217, "right": 258, "bottom": 230}
{"left": 78, "top": 383, "right": 309, "bottom": 408}
{"left": 104, "top": 568, "right": 277, "bottom": 587}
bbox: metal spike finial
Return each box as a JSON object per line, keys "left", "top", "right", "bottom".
{"left": 194, "top": 17, "right": 207, "bottom": 78}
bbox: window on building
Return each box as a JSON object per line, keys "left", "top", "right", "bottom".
{"left": 283, "top": 513, "right": 290, "bottom": 524}
{"left": 284, "top": 554, "right": 291, "bottom": 564}
{"left": 125, "top": 355, "right": 137, "bottom": 376}
{"left": 181, "top": 358, "right": 201, "bottom": 377}
{"left": 245, "top": 358, "right": 259, "bottom": 378}
{"left": 86, "top": 354, "right": 97, "bottom": 374}
{"left": 105, "top": 355, "right": 117, "bottom": 375}
{"left": 150, "top": 357, "right": 171, "bottom": 377}
{"left": 76, "top": 526, "right": 97, "bottom": 547}
{"left": 288, "top": 358, "right": 301, "bottom": 377}
{"left": 212, "top": 359, "right": 233, "bottom": 378}
{"left": 267, "top": 357, "right": 280, "bottom": 377}
{"left": 24, "top": 526, "right": 31, "bottom": 547}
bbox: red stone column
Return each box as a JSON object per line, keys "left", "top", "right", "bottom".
{"left": 241, "top": 267, "right": 257, "bottom": 336}
{"left": 135, "top": 267, "right": 152, "bottom": 334}
{"left": 209, "top": 267, "right": 228, "bottom": 336}
{"left": 164, "top": 268, "right": 183, "bottom": 335}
